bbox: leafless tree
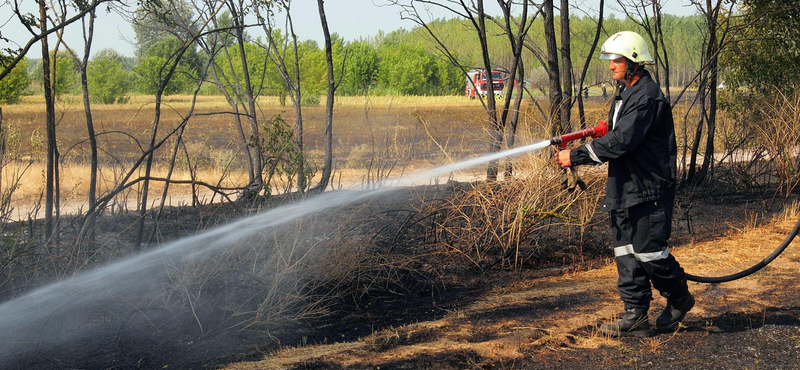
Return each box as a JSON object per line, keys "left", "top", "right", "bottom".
{"left": 1, "top": 0, "right": 115, "bottom": 80}
{"left": 310, "top": 0, "right": 343, "bottom": 192}
{"left": 542, "top": 0, "right": 564, "bottom": 135}
{"left": 559, "top": 0, "right": 573, "bottom": 130}
{"left": 58, "top": 3, "right": 100, "bottom": 244}
{"left": 125, "top": 1, "right": 219, "bottom": 248}
{"left": 574, "top": 0, "right": 605, "bottom": 130}
{"left": 227, "top": 0, "right": 266, "bottom": 195}
{"left": 147, "top": 54, "right": 220, "bottom": 246}
{"left": 223, "top": 0, "right": 265, "bottom": 196}
{"left": 190, "top": 0, "right": 267, "bottom": 200}
{"left": 36, "top": 0, "right": 58, "bottom": 240}
{"left": 0, "top": 108, "right": 5, "bottom": 220}
{"left": 485, "top": 4, "right": 549, "bottom": 125}
{"left": 685, "top": 0, "right": 736, "bottom": 185}
{"left": 495, "top": 1, "right": 536, "bottom": 178}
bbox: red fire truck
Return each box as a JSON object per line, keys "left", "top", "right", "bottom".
{"left": 465, "top": 69, "right": 505, "bottom": 98}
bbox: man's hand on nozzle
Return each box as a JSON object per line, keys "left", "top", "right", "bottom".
{"left": 555, "top": 149, "right": 572, "bottom": 168}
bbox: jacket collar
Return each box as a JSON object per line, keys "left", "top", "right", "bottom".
{"left": 608, "top": 70, "right": 654, "bottom": 124}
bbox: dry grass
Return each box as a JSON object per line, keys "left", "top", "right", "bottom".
{"left": 0, "top": 93, "right": 615, "bottom": 214}
{"left": 1, "top": 161, "right": 249, "bottom": 219}
{"left": 415, "top": 152, "right": 607, "bottom": 272}
{"left": 753, "top": 90, "right": 800, "bottom": 195}
{"left": 1, "top": 95, "right": 497, "bottom": 202}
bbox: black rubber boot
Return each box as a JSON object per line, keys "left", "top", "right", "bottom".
{"left": 656, "top": 293, "right": 695, "bottom": 331}
{"left": 599, "top": 307, "right": 651, "bottom": 338}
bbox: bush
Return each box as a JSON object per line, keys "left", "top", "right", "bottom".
{"left": 300, "top": 93, "right": 320, "bottom": 106}
{"left": 377, "top": 43, "right": 436, "bottom": 96}
{"left": 0, "top": 57, "right": 29, "bottom": 104}
{"left": 29, "top": 51, "right": 79, "bottom": 96}
{"left": 88, "top": 49, "right": 130, "bottom": 104}
{"left": 258, "top": 115, "right": 313, "bottom": 196}
{"left": 134, "top": 55, "right": 192, "bottom": 95}
{"left": 341, "top": 41, "right": 379, "bottom": 95}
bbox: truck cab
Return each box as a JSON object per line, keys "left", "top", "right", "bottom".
{"left": 465, "top": 69, "right": 505, "bottom": 98}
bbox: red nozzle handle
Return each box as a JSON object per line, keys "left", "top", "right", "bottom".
{"left": 550, "top": 120, "right": 608, "bottom": 148}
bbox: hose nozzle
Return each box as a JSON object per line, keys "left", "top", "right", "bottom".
{"left": 550, "top": 120, "right": 609, "bottom": 149}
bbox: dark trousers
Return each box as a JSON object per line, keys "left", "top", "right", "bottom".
{"left": 610, "top": 200, "right": 689, "bottom": 309}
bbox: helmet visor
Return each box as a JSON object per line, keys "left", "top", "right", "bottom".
{"left": 599, "top": 53, "right": 625, "bottom": 60}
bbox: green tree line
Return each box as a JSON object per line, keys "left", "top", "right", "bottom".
{"left": 2, "top": 13, "right": 708, "bottom": 104}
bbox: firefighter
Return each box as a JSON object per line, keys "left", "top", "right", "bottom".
{"left": 555, "top": 31, "right": 693, "bottom": 337}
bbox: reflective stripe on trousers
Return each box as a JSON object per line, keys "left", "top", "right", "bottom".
{"left": 614, "top": 244, "right": 670, "bottom": 262}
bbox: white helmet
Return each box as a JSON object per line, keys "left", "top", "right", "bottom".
{"left": 599, "top": 31, "right": 655, "bottom": 65}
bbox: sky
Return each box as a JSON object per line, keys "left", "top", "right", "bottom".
{"left": 0, "top": 0, "right": 699, "bottom": 59}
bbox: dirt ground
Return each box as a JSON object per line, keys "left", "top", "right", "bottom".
{"left": 217, "top": 194, "right": 800, "bottom": 370}
{"left": 3, "top": 186, "right": 799, "bottom": 370}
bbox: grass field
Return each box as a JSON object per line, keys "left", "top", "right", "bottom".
{"left": 1, "top": 93, "right": 615, "bottom": 216}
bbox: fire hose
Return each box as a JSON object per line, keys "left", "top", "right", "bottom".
{"left": 550, "top": 121, "right": 799, "bottom": 284}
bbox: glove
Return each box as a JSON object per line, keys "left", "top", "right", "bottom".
{"left": 561, "top": 167, "right": 586, "bottom": 192}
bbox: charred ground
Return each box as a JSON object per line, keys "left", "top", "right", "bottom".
{"left": 1, "top": 182, "right": 799, "bottom": 370}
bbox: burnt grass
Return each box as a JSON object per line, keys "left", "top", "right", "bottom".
{"left": 1, "top": 182, "right": 799, "bottom": 370}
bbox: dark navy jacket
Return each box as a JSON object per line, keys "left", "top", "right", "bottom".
{"left": 570, "top": 71, "right": 677, "bottom": 211}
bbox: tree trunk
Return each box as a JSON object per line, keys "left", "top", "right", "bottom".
{"left": 313, "top": 0, "right": 335, "bottom": 192}
{"left": 288, "top": 16, "right": 306, "bottom": 193}
{"left": 499, "top": 1, "right": 531, "bottom": 178}
{"left": 560, "top": 0, "right": 573, "bottom": 132}
{"left": 137, "top": 108, "right": 160, "bottom": 249}
{"left": 687, "top": 68, "right": 706, "bottom": 183}
{"left": 577, "top": 0, "right": 604, "bottom": 130}
{"left": 203, "top": 36, "right": 254, "bottom": 192}
{"left": 77, "top": 10, "right": 98, "bottom": 244}
{"left": 653, "top": 1, "right": 671, "bottom": 101}
{"left": 698, "top": 0, "right": 721, "bottom": 182}
{"left": 0, "top": 108, "right": 4, "bottom": 208}
{"left": 148, "top": 118, "right": 190, "bottom": 246}
{"left": 258, "top": 3, "right": 310, "bottom": 194}
{"left": 543, "top": 0, "right": 563, "bottom": 135}
{"left": 504, "top": 59, "right": 526, "bottom": 178}
{"left": 231, "top": 0, "right": 263, "bottom": 192}
{"left": 686, "top": 0, "right": 723, "bottom": 185}
{"left": 475, "top": 0, "right": 501, "bottom": 180}
{"left": 39, "top": 0, "right": 56, "bottom": 241}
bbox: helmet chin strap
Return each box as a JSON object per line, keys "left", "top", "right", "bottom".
{"left": 622, "top": 59, "right": 643, "bottom": 85}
